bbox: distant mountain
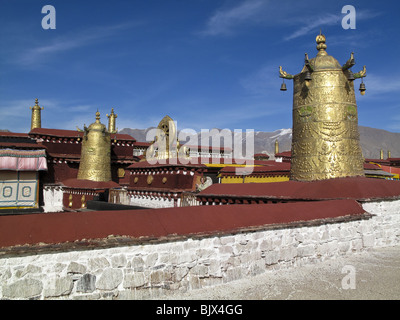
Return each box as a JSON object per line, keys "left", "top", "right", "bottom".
{"left": 119, "top": 126, "right": 400, "bottom": 159}
{"left": 120, "top": 128, "right": 154, "bottom": 143}
{"left": 358, "top": 126, "right": 400, "bottom": 159}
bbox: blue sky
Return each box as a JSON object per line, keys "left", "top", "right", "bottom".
{"left": 1, "top": 0, "right": 400, "bottom": 135}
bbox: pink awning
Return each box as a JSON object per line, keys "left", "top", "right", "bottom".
{"left": 0, "top": 149, "right": 47, "bottom": 171}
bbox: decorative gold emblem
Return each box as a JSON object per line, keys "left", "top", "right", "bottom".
{"left": 117, "top": 168, "right": 125, "bottom": 178}
{"left": 81, "top": 195, "right": 86, "bottom": 208}
{"left": 162, "top": 177, "right": 167, "bottom": 184}
{"left": 134, "top": 177, "right": 139, "bottom": 184}
{"left": 68, "top": 194, "right": 73, "bottom": 208}
{"left": 147, "top": 175, "right": 154, "bottom": 185}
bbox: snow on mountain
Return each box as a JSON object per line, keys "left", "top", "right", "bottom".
{"left": 270, "top": 128, "right": 292, "bottom": 140}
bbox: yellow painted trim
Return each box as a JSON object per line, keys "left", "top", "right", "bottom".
{"left": 368, "top": 162, "right": 382, "bottom": 168}
{"left": 365, "top": 175, "right": 387, "bottom": 179}
{"left": 0, "top": 206, "right": 36, "bottom": 210}
{"left": 204, "top": 164, "right": 263, "bottom": 168}
{"left": 220, "top": 175, "right": 290, "bottom": 184}
{"left": 244, "top": 175, "right": 289, "bottom": 183}
{"left": 220, "top": 176, "right": 243, "bottom": 184}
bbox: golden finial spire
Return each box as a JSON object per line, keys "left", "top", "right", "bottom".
{"left": 30, "top": 98, "right": 44, "bottom": 130}
{"left": 316, "top": 31, "right": 327, "bottom": 54}
{"left": 106, "top": 108, "right": 118, "bottom": 133}
{"left": 95, "top": 109, "right": 101, "bottom": 122}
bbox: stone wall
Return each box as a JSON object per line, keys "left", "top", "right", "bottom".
{"left": 0, "top": 199, "right": 399, "bottom": 300}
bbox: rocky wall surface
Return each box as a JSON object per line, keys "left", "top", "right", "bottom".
{"left": 0, "top": 199, "right": 399, "bottom": 300}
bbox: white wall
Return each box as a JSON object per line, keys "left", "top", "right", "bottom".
{"left": 42, "top": 186, "right": 64, "bottom": 212}
{"left": 129, "top": 195, "right": 175, "bottom": 208}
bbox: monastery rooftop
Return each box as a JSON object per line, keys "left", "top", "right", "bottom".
{"left": 198, "top": 176, "right": 400, "bottom": 202}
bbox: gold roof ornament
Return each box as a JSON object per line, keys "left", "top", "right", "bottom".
{"left": 106, "top": 108, "right": 118, "bottom": 134}
{"left": 275, "top": 140, "right": 279, "bottom": 155}
{"left": 144, "top": 115, "right": 189, "bottom": 162}
{"left": 30, "top": 98, "right": 44, "bottom": 130}
{"left": 77, "top": 110, "right": 112, "bottom": 181}
{"left": 279, "top": 32, "right": 366, "bottom": 181}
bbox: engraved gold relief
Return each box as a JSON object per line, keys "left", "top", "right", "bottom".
{"left": 283, "top": 33, "right": 365, "bottom": 181}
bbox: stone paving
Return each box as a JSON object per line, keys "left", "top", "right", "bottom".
{"left": 165, "top": 245, "right": 400, "bottom": 300}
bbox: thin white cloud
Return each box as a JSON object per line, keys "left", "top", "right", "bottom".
{"left": 0, "top": 99, "right": 33, "bottom": 118}
{"left": 0, "top": 99, "right": 45, "bottom": 132}
{"left": 284, "top": 14, "right": 340, "bottom": 41}
{"left": 358, "top": 73, "right": 400, "bottom": 98}
{"left": 169, "top": 98, "right": 280, "bottom": 131}
{"left": 201, "top": 0, "right": 267, "bottom": 36}
{"left": 17, "top": 22, "right": 137, "bottom": 66}
{"left": 0, "top": 98, "right": 101, "bottom": 132}
{"left": 386, "top": 111, "right": 400, "bottom": 132}
{"left": 68, "top": 105, "right": 93, "bottom": 112}
{"left": 284, "top": 9, "right": 382, "bottom": 41}
{"left": 240, "top": 63, "right": 279, "bottom": 95}
{"left": 200, "top": 2, "right": 382, "bottom": 39}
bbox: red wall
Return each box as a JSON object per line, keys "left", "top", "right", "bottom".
{"left": 111, "top": 144, "right": 134, "bottom": 158}
{"left": 42, "top": 141, "right": 82, "bottom": 156}
{"left": 129, "top": 171, "right": 200, "bottom": 191}
{"left": 0, "top": 199, "right": 365, "bottom": 248}
{"left": 62, "top": 192, "right": 96, "bottom": 210}
{"left": 43, "top": 162, "right": 79, "bottom": 184}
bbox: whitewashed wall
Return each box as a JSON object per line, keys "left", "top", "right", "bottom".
{"left": 0, "top": 199, "right": 399, "bottom": 300}
{"left": 42, "top": 186, "right": 64, "bottom": 212}
{"left": 129, "top": 195, "right": 175, "bottom": 208}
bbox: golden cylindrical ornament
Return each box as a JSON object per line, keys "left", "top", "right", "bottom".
{"left": 288, "top": 34, "right": 365, "bottom": 181}
{"left": 30, "top": 98, "right": 43, "bottom": 130}
{"left": 107, "top": 108, "right": 118, "bottom": 134}
{"left": 77, "top": 111, "right": 112, "bottom": 181}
